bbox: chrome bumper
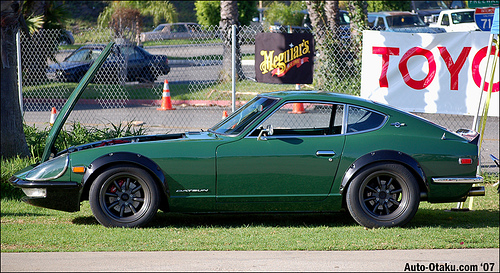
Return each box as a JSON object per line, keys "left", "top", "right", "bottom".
{"left": 432, "top": 177, "right": 485, "bottom": 197}
{"left": 432, "top": 177, "right": 483, "bottom": 184}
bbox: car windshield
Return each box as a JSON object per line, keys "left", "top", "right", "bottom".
{"left": 65, "top": 48, "right": 103, "bottom": 62}
{"left": 209, "top": 96, "right": 277, "bottom": 135}
{"left": 451, "top": 11, "right": 475, "bottom": 24}
{"left": 153, "top": 25, "right": 167, "bottom": 32}
{"left": 387, "top": 15, "right": 426, "bottom": 27}
{"left": 413, "top": 1, "right": 448, "bottom": 10}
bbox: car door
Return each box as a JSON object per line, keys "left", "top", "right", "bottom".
{"left": 216, "top": 102, "right": 345, "bottom": 204}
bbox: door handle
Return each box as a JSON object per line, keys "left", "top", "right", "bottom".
{"left": 316, "top": 150, "right": 336, "bottom": 157}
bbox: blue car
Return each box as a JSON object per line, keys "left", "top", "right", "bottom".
{"left": 47, "top": 44, "right": 170, "bottom": 83}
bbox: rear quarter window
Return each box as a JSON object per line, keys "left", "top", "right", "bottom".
{"left": 347, "top": 106, "right": 386, "bottom": 133}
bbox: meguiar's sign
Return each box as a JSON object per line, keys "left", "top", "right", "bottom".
{"left": 255, "top": 32, "right": 314, "bottom": 84}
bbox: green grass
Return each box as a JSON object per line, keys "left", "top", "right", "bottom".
{"left": 22, "top": 80, "right": 311, "bottom": 101}
{"left": 1, "top": 181, "right": 498, "bottom": 252}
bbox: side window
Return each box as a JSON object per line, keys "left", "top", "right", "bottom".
{"left": 259, "top": 102, "right": 344, "bottom": 136}
{"left": 367, "top": 16, "right": 376, "bottom": 29}
{"left": 441, "top": 14, "right": 450, "bottom": 26}
{"left": 347, "top": 106, "right": 386, "bottom": 133}
{"left": 121, "top": 46, "right": 144, "bottom": 61}
{"left": 172, "top": 25, "right": 188, "bottom": 33}
{"left": 376, "top": 17, "right": 386, "bottom": 30}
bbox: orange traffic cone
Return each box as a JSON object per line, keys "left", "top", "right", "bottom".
{"left": 157, "top": 79, "right": 175, "bottom": 110}
{"left": 289, "top": 103, "right": 305, "bottom": 114}
{"left": 50, "top": 107, "right": 57, "bottom": 125}
{"left": 222, "top": 110, "right": 228, "bottom": 119}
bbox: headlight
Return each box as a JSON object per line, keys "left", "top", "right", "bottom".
{"left": 25, "top": 154, "right": 69, "bottom": 181}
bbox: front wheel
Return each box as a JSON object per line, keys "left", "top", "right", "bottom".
{"left": 89, "top": 165, "right": 160, "bottom": 227}
{"left": 346, "top": 163, "right": 420, "bottom": 228}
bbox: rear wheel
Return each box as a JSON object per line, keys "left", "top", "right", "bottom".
{"left": 89, "top": 165, "right": 160, "bottom": 227}
{"left": 346, "top": 163, "right": 419, "bottom": 228}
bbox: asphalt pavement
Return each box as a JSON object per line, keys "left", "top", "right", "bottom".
{"left": 2, "top": 249, "right": 499, "bottom": 272}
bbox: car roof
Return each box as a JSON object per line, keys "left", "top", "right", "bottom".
{"left": 444, "top": 8, "right": 475, "bottom": 13}
{"left": 77, "top": 44, "right": 139, "bottom": 50}
{"left": 261, "top": 91, "right": 385, "bottom": 108}
{"left": 369, "top": 11, "right": 417, "bottom": 17}
{"left": 156, "top": 22, "right": 199, "bottom": 27}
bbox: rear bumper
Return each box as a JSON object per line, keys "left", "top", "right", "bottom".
{"left": 432, "top": 177, "right": 483, "bottom": 184}
{"left": 9, "top": 176, "right": 81, "bottom": 212}
{"left": 432, "top": 176, "right": 485, "bottom": 197}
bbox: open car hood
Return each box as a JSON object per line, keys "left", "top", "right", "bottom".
{"left": 41, "top": 42, "right": 115, "bottom": 162}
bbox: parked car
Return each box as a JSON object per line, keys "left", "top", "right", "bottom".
{"left": 368, "top": 11, "right": 447, "bottom": 33}
{"left": 47, "top": 44, "right": 170, "bottom": 83}
{"left": 269, "top": 9, "right": 351, "bottom": 38}
{"left": 11, "top": 44, "right": 484, "bottom": 228}
{"left": 140, "top": 22, "right": 210, "bottom": 42}
{"left": 429, "top": 9, "right": 479, "bottom": 32}
{"left": 410, "top": 0, "right": 449, "bottom": 24}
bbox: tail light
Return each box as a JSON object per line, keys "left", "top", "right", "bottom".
{"left": 459, "top": 158, "right": 473, "bottom": 165}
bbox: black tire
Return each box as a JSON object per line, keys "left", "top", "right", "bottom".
{"left": 89, "top": 165, "right": 160, "bottom": 227}
{"left": 346, "top": 163, "right": 419, "bottom": 228}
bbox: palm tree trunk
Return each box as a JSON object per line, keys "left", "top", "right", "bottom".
{"left": 219, "top": 1, "right": 243, "bottom": 82}
{"left": 1, "top": 0, "right": 30, "bottom": 158}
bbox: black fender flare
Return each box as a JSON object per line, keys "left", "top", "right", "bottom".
{"left": 80, "top": 152, "right": 168, "bottom": 200}
{"left": 339, "top": 150, "right": 428, "bottom": 196}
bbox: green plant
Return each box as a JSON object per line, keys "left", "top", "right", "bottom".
{"left": 22, "top": 121, "right": 147, "bottom": 162}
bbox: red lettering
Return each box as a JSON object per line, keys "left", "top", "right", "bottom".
{"left": 472, "top": 46, "right": 499, "bottom": 92}
{"left": 372, "top": 47, "right": 400, "bottom": 88}
{"left": 399, "top": 47, "right": 436, "bottom": 90}
{"left": 438, "top": 47, "right": 471, "bottom": 90}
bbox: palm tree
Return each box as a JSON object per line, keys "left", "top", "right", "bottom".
{"left": 1, "top": 0, "right": 30, "bottom": 158}
{"left": 98, "top": 1, "right": 177, "bottom": 44}
{"left": 219, "top": 0, "right": 243, "bottom": 82}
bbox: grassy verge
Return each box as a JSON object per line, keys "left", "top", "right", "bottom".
{"left": 1, "top": 179, "right": 498, "bottom": 252}
{"left": 22, "top": 81, "right": 312, "bottom": 102}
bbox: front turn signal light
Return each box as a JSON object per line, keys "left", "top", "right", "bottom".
{"left": 72, "top": 166, "right": 86, "bottom": 174}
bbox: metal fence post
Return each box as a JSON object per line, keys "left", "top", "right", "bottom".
{"left": 231, "top": 24, "right": 236, "bottom": 113}
{"left": 16, "top": 29, "right": 23, "bottom": 116}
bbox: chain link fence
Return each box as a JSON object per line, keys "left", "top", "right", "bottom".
{"left": 16, "top": 25, "right": 498, "bottom": 170}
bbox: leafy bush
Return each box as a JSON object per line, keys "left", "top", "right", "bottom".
{"left": 2, "top": 122, "right": 146, "bottom": 200}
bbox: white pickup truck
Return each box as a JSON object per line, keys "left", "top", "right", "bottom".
{"left": 430, "top": 9, "right": 480, "bottom": 32}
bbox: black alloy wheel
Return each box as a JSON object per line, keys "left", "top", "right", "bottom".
{"left": 89, "top": 165, "right": 160, "bottom": 227}
{"left": 346, "top": 163, "right": 420, "bottom": 228}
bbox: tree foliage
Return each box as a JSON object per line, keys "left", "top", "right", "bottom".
{"left": 98, "top": 1, "right": 177, "bottom": 31}
{"left": 264, "top": 1, "right": 306, "bottom": 27}
{"left": 195, "top": 1, "right": 258, "bottom": 27}
{"left": 195, "top": 1, "right": 220, "bottom": 26}
{"left": 367, "top": 1, "right": 411, "bottom": 12}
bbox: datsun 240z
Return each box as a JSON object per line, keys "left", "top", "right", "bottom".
{"left": 10, "top": 43, "right": 484, "bottom": 228}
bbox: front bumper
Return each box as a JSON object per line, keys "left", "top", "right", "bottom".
{"left": 9, "top": 176, "right": 82, "bottom": 212}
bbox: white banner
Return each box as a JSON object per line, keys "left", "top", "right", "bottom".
{"left": 361, "top": 31, "right": 499, "bottom": 116}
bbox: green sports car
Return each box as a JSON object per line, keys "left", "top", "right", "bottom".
{"left": 10, "top": 43, "right": 484, "bottom": 228}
